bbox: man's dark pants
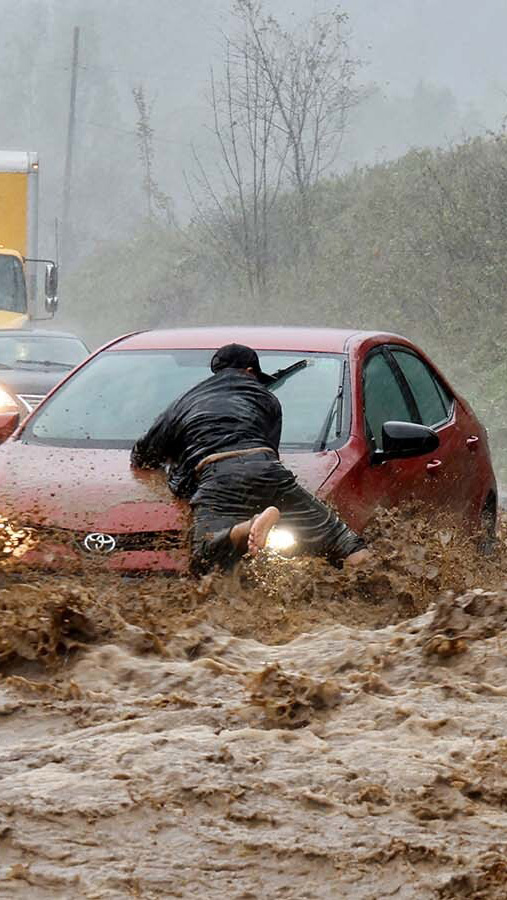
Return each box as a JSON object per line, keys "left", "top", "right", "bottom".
{"left": 190, "top": 451, "right": 365, "bottom": 574}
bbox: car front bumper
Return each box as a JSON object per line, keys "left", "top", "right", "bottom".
{"left": 8, "top": 526, "right": 190, "bottom": 574}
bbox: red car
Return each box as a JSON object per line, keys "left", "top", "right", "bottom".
{"left": 0, "top": 327, "right": 498, "bottom": 572}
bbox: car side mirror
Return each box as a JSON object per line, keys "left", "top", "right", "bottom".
{"left": 371, "top": 420, "right": 439, "bottom": 466}
{"left": 44, "top": 263, "right": 59, "bottom": 314}
{"left": 0, "top": 410, "right": 20, "bottom": 443}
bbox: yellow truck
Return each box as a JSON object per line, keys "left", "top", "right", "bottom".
{"left": 0, "top": 151, "right": 58, "bottom": 328}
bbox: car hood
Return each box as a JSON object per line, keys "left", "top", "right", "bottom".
{"left": 0, "top": 368, "right": 65, "bottom": 396}
{"left": 0, "top": 443, "right": 339, "bottom": 532}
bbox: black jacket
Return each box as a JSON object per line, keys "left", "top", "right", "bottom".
{"left": 130, "top": 369, "right": 282, "bottom": 497}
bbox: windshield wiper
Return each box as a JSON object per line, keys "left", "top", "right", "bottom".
{"left": 268, "top": 359, "right": 308, "bottom": 389}
{"left": 15, "top": 359, "right": 73, "bottom": 369}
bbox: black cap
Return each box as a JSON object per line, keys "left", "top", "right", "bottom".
{"left": 210, "top": 343, "right": 274, "bottom": 385}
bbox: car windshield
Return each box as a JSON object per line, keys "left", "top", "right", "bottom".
{"left": 23, "top": 348, "right": 345, "bottom": 450}
{"left": 0, "top": 334, "right": 88, "bottom": 369}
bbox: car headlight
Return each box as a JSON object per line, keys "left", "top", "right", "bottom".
{"left": 265, "top": 527, "right": 296, "bottom": 552}
{"left": 0, "top": 520, "right": 33, "bottom": 557}
{"left": 0, "top": 386, "right": 18, "bottom": 413}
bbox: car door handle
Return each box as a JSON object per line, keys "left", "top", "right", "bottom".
{"left": 426, "top": 459, "right": 442, "bottom": 472}
{"left": 466, "top": 435, "right": 479, "bottom": 450}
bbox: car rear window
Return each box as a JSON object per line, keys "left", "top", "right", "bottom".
{"left": 22, "top": 348, "right": 346, "bottom": 450}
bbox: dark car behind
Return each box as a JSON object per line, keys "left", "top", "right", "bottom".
{"left": 0, "top": 329, "right": 89, "bottom": 416}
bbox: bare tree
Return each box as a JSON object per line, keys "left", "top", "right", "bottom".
{"left": 187, "top": 2, "right": 361, "bottom": 287}
{"left": 133, "top": 85, "right": 174, "bottom": 225}
{"left": 236, "top": 1, "right": 361, "bottom": 255}
{"left": 186, "top": 36, "right": 285, "bottom": 294}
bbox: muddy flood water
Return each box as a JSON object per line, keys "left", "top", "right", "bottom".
{"left": 1, "top": 507, "right": 507, "bottom": 898}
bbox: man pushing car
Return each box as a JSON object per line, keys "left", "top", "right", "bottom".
{"left": 131, "top": 343, "right": 370, "bottom": 573}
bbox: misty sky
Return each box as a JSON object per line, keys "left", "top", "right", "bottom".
{"left": 104, "top": 0, "right": 507, "bottom": 110}
{"left": 348, "top": 0, "right": 507, "bottom": 101}
{"left": 3, "top": 0, "right": 507, "bottom": 257}
{"left": 99, "top": 0, "right": 507, "bottom": 98}
{"left": 31, "top": 0, "right": 507, "bottom": 132}
{"left": 88, "top": 0, "right": 507, "bottom": 182}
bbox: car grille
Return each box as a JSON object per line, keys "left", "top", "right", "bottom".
{"left": 17, "top": 393, "right": 45, "bottom": 413}
{"left": 93, "top": 531, "right": 184, "bottom": 553}
{"left": 30, "top": 526, "right": 184, "bottom": 554}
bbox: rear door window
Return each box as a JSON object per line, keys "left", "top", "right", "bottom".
{"left": 391, "top": 349, "right": 453, "bottom": 427}
{"left": 363, "top": 351, "right": 416, "bottom": 448}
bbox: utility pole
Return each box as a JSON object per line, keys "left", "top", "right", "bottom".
{"left": 62, "top": 25, "right": 80, "bottom": 267}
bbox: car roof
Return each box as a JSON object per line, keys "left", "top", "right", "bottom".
{"left": 108, "top": 326, "right": 406, "bottom": 354}
{"left": 0, "top": 329, "right": 87, "bottom": 341}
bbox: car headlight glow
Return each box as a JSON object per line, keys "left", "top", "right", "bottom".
{"left": 0, "top": 520, "right": 33, "bottom": 557}
{"left": 0, "top": 386, "right": 18, "bottom": 413}
{"left": 266, "top": 527, "right": 296, "bottom": 552}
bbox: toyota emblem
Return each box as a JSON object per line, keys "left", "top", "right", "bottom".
{"left": 83, "top": 532, "right": 117, "bottom": 554}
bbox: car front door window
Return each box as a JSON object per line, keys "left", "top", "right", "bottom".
{"left": 363, "top": 351, "right": 416, "bottom": 448}
{"left": 391, "top": 349, "right": 452, "bottom": 427}
{"left": 390, "top": 347, "right": 475, "bottom": 517}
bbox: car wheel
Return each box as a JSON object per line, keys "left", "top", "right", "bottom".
{"left": 477, "top": 495, "right": 498, "bottom": 556}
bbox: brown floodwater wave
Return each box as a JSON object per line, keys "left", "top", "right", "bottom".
{"left": 0, "top": 508, "right": 506, "bottom": 898}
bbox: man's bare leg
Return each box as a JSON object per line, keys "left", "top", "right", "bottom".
{"left": 230, "top": 506, "right": 280, "bottom": 557}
